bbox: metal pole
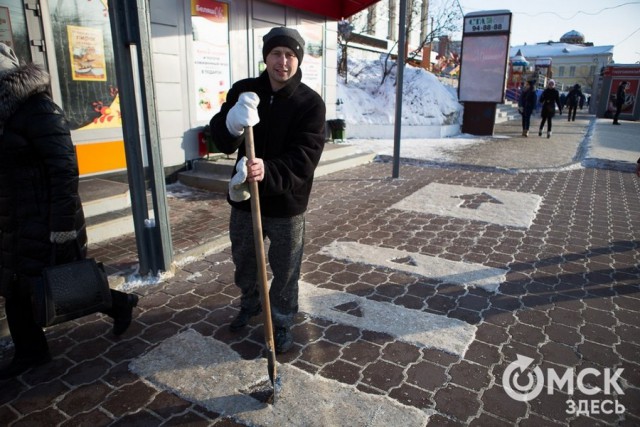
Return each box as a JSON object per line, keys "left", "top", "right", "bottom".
{"left": 392, "top": 0, "right": 408, "bottom": 179}
{"left": 133, "top": 0, "right": 173, "bottom": 273}
{"left": 108, "top": 0, "right": 173, "bottom": 274}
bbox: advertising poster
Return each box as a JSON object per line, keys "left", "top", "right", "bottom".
{"left": 0, "top": 7, "right": 14, "bottom": 48}
{"left": 191, "top": 0, "right": 231, "bottom": 122}
{"left": 458, "top": 34, "right": 509, "bottom": 102}
{"left": 67, "top": 25, "right": 107, "bottom": 81}
{"left": 299, "top": 20, "right": 324, "bottom": 95}
{"left": 607, "top": 78, "right": 638, "bottom": 117}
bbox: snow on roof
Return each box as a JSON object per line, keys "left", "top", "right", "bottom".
{"left": 510, "top": 43, "right": 613, "bottom": 59}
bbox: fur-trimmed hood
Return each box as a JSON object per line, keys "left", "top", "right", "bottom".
{"left": 0, "top": 63, "right": 50, "bottom": 128}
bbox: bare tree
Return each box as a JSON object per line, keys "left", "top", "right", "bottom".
{"left": 379, "top": 0, "right": 462, "bottom": 85}
{"left": 340, "top": 0, "right": 462, "bottom": 86}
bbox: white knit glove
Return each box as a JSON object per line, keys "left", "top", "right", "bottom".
{"left": 50, "top": 231, "right": 77, "bottom": 243}
{"left": 228, "top": 156, "right": 251, "bottom": 202}
{"left": 225, "top": 92, "right": 260, "bottom": 136}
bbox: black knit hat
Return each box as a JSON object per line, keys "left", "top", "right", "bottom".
{"left": 262, "top": 27, "right": 305, "bottom": 64}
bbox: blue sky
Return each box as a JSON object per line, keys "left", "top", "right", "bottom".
{"left": 456, "top": 0, "right": 640, "bottom": 64}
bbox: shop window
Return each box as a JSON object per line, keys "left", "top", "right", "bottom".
{"left": 49, "top": 0, "right": 120, "bottom": 131}
{"left": 0, "top": 2, "right": 31, "bottom": 62}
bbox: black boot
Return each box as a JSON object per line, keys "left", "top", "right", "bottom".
{"left": 229, "top": 305, "right": 262, "bottom": 331}
{"left": 274, "top": 326, "right": 293, "bottom": 354}
{"left": 108, "top": 291, "right": 139, "bottom": 336}
{"left": 0, "top": 352, "right": 51, "bottom": 380}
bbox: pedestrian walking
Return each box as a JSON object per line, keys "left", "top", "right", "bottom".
{"left": 518, "top": 80, "right": 537, "bottom": 137}
{"left": 612, "top": 81, "right": 628, "bottom": 125}
{"left": 566, "top": 84, "right": 583, "bottom": 122}
{"left": 538, "top": 79, "right": 562, "bottom": 138}
{"left": 0, "top": 43, "right": 138, "bottom": 379}
{"left": 210, "top": 27, "right": 326, "bottom": 354}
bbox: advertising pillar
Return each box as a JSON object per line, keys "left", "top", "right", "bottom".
{"left": 458, "top": 10, "right": 512, "bottom": 135}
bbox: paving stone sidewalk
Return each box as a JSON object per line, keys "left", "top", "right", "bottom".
{"left": 1, "top": 113, "right": 639, "bottom": 426}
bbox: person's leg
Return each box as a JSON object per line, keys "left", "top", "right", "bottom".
{"left": 1, "top": 283, "right": 50, "bottom": 379}
{"left": 613, "top": 105, "right": 622, "bottom": 124}
{"left": 264, "top": 213, "right": 305, "bottom": 327}
{"left": 229, "top": 207, "right": 262, "bottom": 329}
{"left": 539, "top": 117, "right": 546, "bottom": 136}
{"left": 264, "top": 213, "right": 305, "bottom": 352}
{"left": 547, "top": 116, "right": 553, "bottom": 138}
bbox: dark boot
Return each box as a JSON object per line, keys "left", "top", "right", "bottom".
{"left": 274, "top": 326, "right": 293, "bottom": 354}
{"left": 106, "top": 291, "right": 139, "bottom": 336}
{"left": 3, "top": 287, "right": 51, "bottom": 379}
{"left": 0, "top": 352, "right": 51, "bottom": 380}
{"left": 229, "top": 305, "right": 262, "bottom": 331}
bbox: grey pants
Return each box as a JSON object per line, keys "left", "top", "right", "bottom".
{"left": 230, "top": 207, "right": 305, "bottom": 327}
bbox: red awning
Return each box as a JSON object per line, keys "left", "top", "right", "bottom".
{"left": 265, "top": 0, "right": 379, "bottom": 20}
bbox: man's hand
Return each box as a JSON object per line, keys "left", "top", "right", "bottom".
{"left": 226, "top": 92, "right": 260, "bottom": 136}
{"left": 246, "top": 158, "right": 265, "bottom": 183}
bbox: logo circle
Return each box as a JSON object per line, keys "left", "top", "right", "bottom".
{"left": 502, "top": 356, "right": 545, "bottom": 402}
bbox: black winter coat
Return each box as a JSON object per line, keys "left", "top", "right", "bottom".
{"left": 0, "top": 63, "right": 87, "bottom": 297}
{"left": 539, "top": 88, "right": 562, "bottom": 118}
{"left": 210, "top": 69, "right": 326, "bottom": 218}
{"left": 566, "top": 87, "right": 583, "bottom": 107}
{"left": 518, "top": 87, "right": 537, "bottom": 114}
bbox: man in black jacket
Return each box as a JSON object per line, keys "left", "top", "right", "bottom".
{"left": 566, "top": 84, "right": 583, "bottom": 122}
{"left": 210, "top": 27, "right": 326, "bottom": 353}
{"left": 0, "top": 43, "right": 138, "bottom": 379}
{"left": 613, "top": 81, "right": 628, "bottom": 125}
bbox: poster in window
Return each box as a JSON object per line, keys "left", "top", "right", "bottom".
{"left": 458, "top": 35, "right": 509, "bottom": 103}
{"left": 191, "top": 0, "right": 231, "bottom": 122}
{"left": 0, "top": 7, "right": 14, "bottom": 49}
{"left": 67, "top": 25, "right": 107, "bottom": 82}
{"left": 299, "top": 21, "right": 324, "bottom": 95}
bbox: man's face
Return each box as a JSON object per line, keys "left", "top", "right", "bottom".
{"left": 265, "top": 46, "right": 299, "bottom": 91}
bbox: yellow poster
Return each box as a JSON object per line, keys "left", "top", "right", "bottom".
{"left": 67, "top": 25, "right": 107, "bottom": 81}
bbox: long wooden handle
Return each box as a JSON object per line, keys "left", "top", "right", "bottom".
{"left": 244, "top": 126, "right": 277, "bottom": 385}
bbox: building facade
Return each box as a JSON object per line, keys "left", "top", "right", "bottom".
{"left": 509, "top": 30, "right": 613, "bottom": 94}
{"left": 1, "top": 0, "right": 356, "bottom": 179}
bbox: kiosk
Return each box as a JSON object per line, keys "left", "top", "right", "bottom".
{"left": 597, "top": 65, "right": 640, "bottom": 121}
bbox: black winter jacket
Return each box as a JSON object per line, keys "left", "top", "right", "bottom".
{"left": 566, "top": 87, "right": 583, "bottom": 108}
{"left": 210, "top": 69, "right": 326, "bottom": 218}
{"left": 518, "top": 87, "right": 537, "bottom": 114}
{"left": 0, "top": 64, "right": 87, "bottom": 297}
{"left": 539, "top": 87, "right": 562, "bottom": 118}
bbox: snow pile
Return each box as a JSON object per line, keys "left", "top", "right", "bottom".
{"left": 337, "top": 57, "right": 462, "bottom": 126}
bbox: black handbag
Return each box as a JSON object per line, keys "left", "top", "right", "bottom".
{"left": 32, "top": 242, "right": 112, "bottom": 327}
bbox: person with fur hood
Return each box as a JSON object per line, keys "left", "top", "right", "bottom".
{"left": 0, "top": 43, "right": 138, "bottom": 379}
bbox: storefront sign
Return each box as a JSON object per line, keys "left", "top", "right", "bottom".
{"left": 464, "top": 12, "right": 511, "bottom": 34}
